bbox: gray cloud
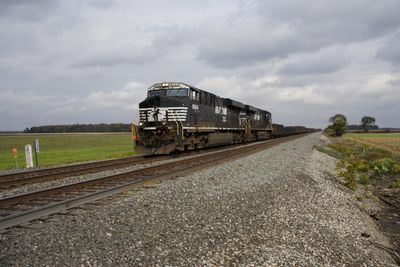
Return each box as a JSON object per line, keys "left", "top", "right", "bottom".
{"left": 0, "top": 0, "right": 60, "bottom": 21}
{"left": 71, "top": 48, "right": 160, "bottom": 68}
{"left": 388, "top": 78, "right": 400, "bottom": 86}
{"left": 195, "top": 16, "right": 301, "bottom": 68}
{"left": 257, "top": 0, "right": 400, "bottom": 38}
{"left": 376, "top": 31, "right": 400, "bottom": 66}
{"left": 0, "top": 0, "right": 399, "bottom": 130}
{"left": 279, "top": 47, "right": 350, "bottom": 75}
{"left": 195, "top": 0, "right": 400, "bottom": 68}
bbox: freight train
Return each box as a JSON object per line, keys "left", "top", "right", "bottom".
{"left": 272, "top": 124, "right": 313, "bottom": 137}
{"left": 134, "top": 82, "right": 314, "bottom": 154}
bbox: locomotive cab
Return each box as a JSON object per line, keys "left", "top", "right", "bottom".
{"left": 137, "top": 83, "right": 192, "bottom": 154}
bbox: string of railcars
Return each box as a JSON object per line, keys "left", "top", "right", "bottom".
{"left": 133, "top": 82, "right": 318, "bottom": 154}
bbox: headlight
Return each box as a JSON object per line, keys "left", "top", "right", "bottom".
{"left": 139, "top": 122, "right": 143, "bottom": 126}
{"left": 162, "top": 121, "right": 167, "bottom": 126}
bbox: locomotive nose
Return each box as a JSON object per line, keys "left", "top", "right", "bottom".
{"left": 139, "top": 95, "right": 184, "bottom": 109}
{"left": 139, "top": 96, "right": 161, "bottom": 108}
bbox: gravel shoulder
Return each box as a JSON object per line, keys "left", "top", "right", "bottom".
{"left": 0, "top": 133, "right": 397, "bottom": 266}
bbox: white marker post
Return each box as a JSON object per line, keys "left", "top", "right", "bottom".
{"left": 34, "top": 139, "right": 40, "bottom": 166}
{"left": 25, "top": 144, "right": 34, "bottom": 168}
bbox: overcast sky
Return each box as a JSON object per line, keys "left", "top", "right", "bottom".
{"left": 1, "top": 0, "right": 399, "bottom": 130}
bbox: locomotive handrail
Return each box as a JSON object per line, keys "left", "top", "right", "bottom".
{"left": 171, "top": 110, "right": 184, "bottom": 138}
{"left": 170, "top": 111, "right": 179, "bottom": 133}
{"left": 170, "top": 110, "right": 185, "bottom": 150}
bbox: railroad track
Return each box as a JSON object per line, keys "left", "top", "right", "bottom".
{"left": 0, "top": 140, "right": 264, "bottom": 189}
{"left": 0, "top": 155, "right": 170, "bottom": 189}
{"left": 0, "top": 133, "right": 310, "bottom": 231}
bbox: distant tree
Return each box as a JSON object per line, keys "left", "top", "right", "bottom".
{"left": 24, "top": 123, "right": 131, "bottom": 133}
{"left": 347, "top": 124, "right": 379, "bottom": 131}
{"left": 361, "top": 115, "right": 376, "bottom": 132}
{"left": 329, "top": 114, "right": 348, "bottom": 136}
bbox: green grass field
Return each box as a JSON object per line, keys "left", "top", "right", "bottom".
{"left": 0, "top": 133, "right": 135, "bottom": 171}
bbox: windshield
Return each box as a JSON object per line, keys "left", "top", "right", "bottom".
{"left": 148, "top": 90, "right": 164, "bottom": 97}
{"left": 166, "top": 89, "right": 188, "bottom": 97}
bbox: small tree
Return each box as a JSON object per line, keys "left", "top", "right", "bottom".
{"left": 329, "top": 114, "right": 348, "bottom": 136}
{"left": 361, "top": 115, "right": 375, "bottom": 132}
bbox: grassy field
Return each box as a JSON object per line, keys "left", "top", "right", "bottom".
{"left": 0, "top": 133, "right": 135, "bottom": 171}
{"left": 345, "top": 133, "right": 400, "bottom": 154}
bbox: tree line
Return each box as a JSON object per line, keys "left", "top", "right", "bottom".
{"left": 326, "top": 115, "right": 376, "bottom": 136}
{"left": 23, "top": 123, "right": 131, "bottom": 133}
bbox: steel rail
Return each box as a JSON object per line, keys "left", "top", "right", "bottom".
{"left": 0, "top": 155, "right": 171, "bottom": 189}
{"left": 0, "top": 155, "right": 144, "bottom": 181}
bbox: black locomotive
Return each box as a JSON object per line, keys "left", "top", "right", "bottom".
{"left": 135, "top": 82, "right": 272, "bottom": 154}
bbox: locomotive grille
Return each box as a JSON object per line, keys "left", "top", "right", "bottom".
{"left": 139, "top": 107, "right": 188, "bottom": 122}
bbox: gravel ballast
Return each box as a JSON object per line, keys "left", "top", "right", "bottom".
{"left": 0, "top": 133, "right": 396, "bottom": 266}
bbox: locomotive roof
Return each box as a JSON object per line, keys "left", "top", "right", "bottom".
{"left": 148, "top": 82, "right": 270, "bottom": 114}
{"left": 148, "top": 82, "right": 199, "bottom": 91}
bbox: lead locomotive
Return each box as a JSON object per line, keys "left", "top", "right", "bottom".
{"left": 135, "top": 82, "right": 272, "bottom": 154}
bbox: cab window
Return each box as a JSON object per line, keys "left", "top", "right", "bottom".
{"left": 190, "top": 90, "right": 200, "bottom": 101}
{"left": 166, "top": 89, "right": 188, "bottom": 97}
{"left": 148, "top": 90, "right": 164, "bottom": 97}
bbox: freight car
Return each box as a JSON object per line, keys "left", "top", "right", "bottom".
{"left": 135, "top": 82, "right": 272, "bottom": 154}
{"left": 272, "top": 124, "right": 309, "bottom": 138}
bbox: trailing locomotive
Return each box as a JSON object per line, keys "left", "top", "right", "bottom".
{"left": 135, "top": 82, "right": 272, "bottom": 154}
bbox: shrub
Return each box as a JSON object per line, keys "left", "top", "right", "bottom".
{"left": 337, "top": 160, "right": 357, "bottom": 190}
{"left": 358, "top": 174, "right": 370, "bottom": 185}
{"left": 364, "top": 190, "right": 373, "bottom": 199}
{"left": 370, "top": 158, "right": 398, "bottom": 175}
{"left": 324, "top": 128, "right": 336, "bottom": 137}
{"left": 393, "top": 163, "right": 400, "bottom": 174}
{"left": 355, "top": 160, "right": 368, "bottom": 173}
{"left": 392, "top": 179, "right": 400, "bottom": 188}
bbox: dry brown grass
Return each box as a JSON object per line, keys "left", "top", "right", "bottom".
{"left": 345, "top": 133, "right": 400, "bottom": 154}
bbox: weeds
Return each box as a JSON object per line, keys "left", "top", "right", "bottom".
{"left": 313, "top": 145, "right": 341, "bottom": 158}
{"left": 324, "top": 138, "right": 400, "bottom": 190}
{"left": 359, "top": 174, "right": 370, "bottom": 185}
{"left": 370, "top": 158, "right": 399, "bottom": 175}
{"left": 364, "top": 190, "right": 373, "bottom": 199}
{"left": 336, "top": 157, "right": 357, "bottom": 190}
{"left": 392, "top": 179, "right": 400, "bottom": 189}
{"left": 355, "top": 194, "right": 363, "bottom": 201}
